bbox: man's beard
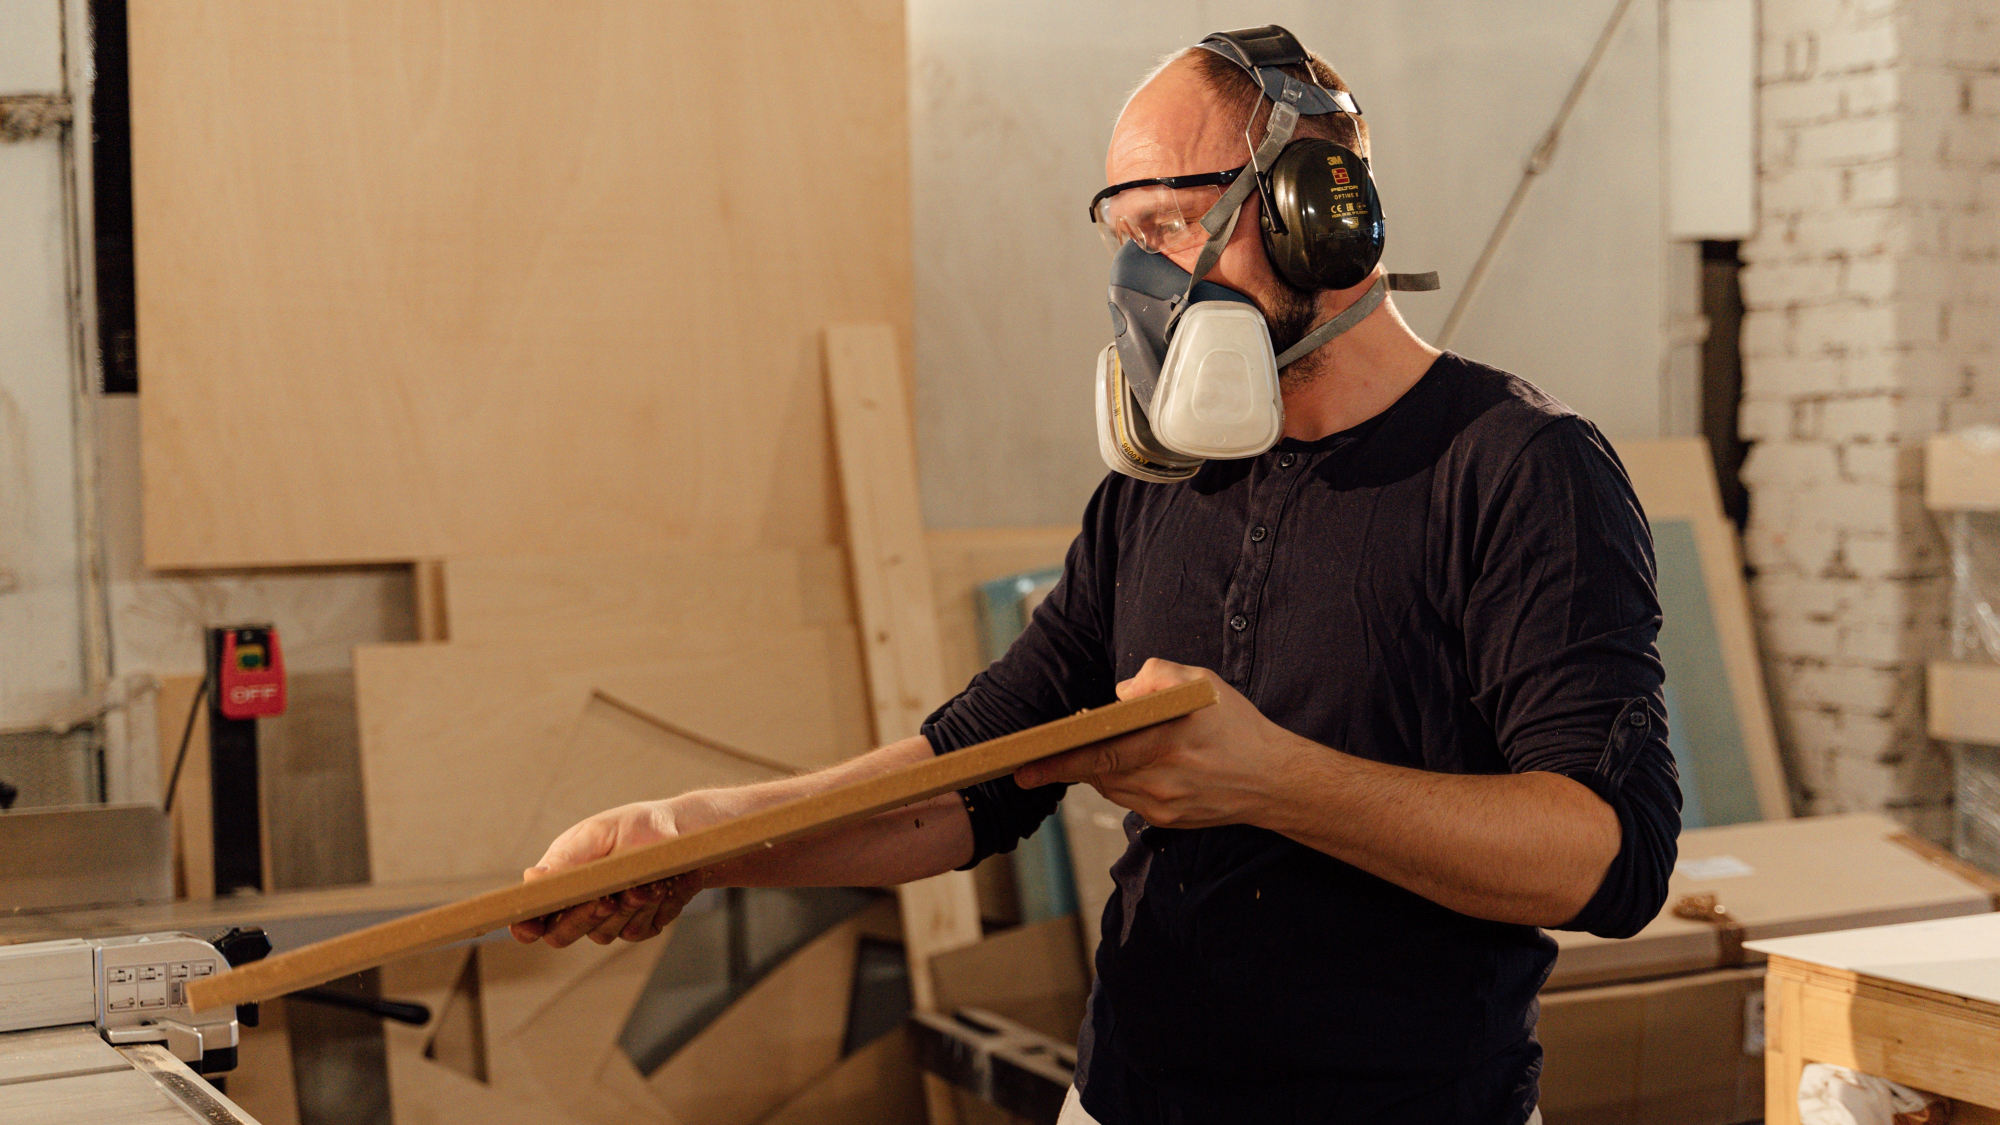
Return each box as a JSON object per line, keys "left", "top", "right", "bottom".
{"left": 1263, "top": 279, "right": 1325, "bottom": 389}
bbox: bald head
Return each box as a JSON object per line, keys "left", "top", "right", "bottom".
{"left": 1107, "top": 49, "right": 1366, "bottom": 188}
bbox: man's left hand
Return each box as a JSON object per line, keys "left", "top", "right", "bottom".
{"left": 1013, "top": 658, "right": 1301, "bottom": 829}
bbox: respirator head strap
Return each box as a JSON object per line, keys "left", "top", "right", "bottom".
{"left": 1272, "top": 275, "right": 1388, "bottom": 369}
{"left": 1177, "top": 72, "right": 1305, "bottom": 308}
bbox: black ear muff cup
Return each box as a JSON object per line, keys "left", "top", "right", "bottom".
{"left": 1260, "top": 140, "right": 1386, "bottom": 292}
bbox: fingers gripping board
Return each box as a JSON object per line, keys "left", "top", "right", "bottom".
{"left": 184, "top": 680, "right": 1217, "bottom": 1011}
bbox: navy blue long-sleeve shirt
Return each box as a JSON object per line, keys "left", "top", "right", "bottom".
{"left": 920, "top": 355, "right": 1681, "bottom": 1125}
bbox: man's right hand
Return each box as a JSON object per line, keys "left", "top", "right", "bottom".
{"left": 507, "top": 796, "right": 712, "bottom": 949}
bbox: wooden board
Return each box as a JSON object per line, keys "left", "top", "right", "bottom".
{"left": 355, "top": 627, "right": 872, "bottom": 883}
{"left": 155, "top": 675, "right": 212, "bottom": 900}
{"left": 185, "top": 680, "right": 1216, "bottom": 1010}
{"left": 1929, "top": 661, "right": 2000, "bottom": 745}
{"left": 130, "top": 0, "right": 911, "bottom": 567}
{"left": 1927, "top": 432, "right": 2000, "bottom": 511}
{"left": 442, "top": 548, "right": 853, "bottom": 644}
{"left": 1614, "top": 437, "right": 1790, "bottom": 822}
{"left": 824, "top": 322, "right": 986, "bottom": 1088}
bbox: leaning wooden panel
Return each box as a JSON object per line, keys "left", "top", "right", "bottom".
{"left": 1616, "top": 436, "right": 1789, "bottom": 822}
{"left": 185, "top": 680, "right": 1214, "bottom": 1010}
{"left": 356, "top": 627, "right": 871, "bottom": 884}
{"left": 130, "top": 0, "right": 910, "bottom": 567}
{"left": 825, "top": 319, "right": 985, "bottom": 1124}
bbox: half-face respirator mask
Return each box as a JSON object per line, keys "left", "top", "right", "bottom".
{"left": 1090, "top": 25, "right": 1439, "bottom": 483}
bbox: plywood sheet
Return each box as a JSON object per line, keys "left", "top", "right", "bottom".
{"left": 1615, "top": 437, "right": 1789, "bottom": 822}
{"left": 356, "top": 627, "right": 873, "bottom": 884}
{"left": 187, "top": 680, "right": 1214, "bottom": 1010}
{"left": 443, "top": 549, "right": 854, "bottom": 644}
{"left": 130, "top": 0, "right": 911, "bottom": 567}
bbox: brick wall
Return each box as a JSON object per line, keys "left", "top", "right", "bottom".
{"left": 1741, "top": 0, "right": 1998, "bottom": 836}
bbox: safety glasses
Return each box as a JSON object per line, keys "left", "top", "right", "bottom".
{"left": 1087, "top": 166, "right": 1247, "bottom": 255}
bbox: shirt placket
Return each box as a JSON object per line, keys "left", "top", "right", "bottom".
{"left": 1218, "top": 448, "right": 1319, "bottom": 692}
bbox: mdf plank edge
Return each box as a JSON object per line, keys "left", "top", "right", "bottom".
{"left": 185, "top": 679, "right": 1216, "bottom": 1011}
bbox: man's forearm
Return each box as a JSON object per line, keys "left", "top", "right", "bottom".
{"left": 1257, "top": 740, "right": 1620, "bottom": 927}
{"left": 694, "top": 736, "right": 977, "bottom": 889}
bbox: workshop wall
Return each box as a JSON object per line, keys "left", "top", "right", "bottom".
{"left": 909, "top": 0, "right": 1674, "bottom": 528}
{"left": 1741, "top": 0, "right": 1999, "bottom": 834}
{"left": 0, "top": 0, "right": 87, "bottom": 731}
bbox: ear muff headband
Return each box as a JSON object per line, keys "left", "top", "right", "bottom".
{"left": 1195, "top": 27, "right": 1386, "bottom": 293}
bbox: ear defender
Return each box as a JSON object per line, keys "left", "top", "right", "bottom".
{"left": 1259, "top": 139, "right": 1386, "bottom": 293}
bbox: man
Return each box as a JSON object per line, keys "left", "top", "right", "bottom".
{"left": 514, "top": 28, "right": 1679, "bottom": 1125}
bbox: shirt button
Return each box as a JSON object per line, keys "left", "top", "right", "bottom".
{"left": 1629, "top": 710, "right": 1647, "bottom": 726}
{"left": 1250, "top": 525, "right": 1268, "bottom": 543}
{"left": 1229, "top": 614, "right": 1248, "bottom": 631}
{"left": 1278, "top": 453, "right": 1298, "bottom": 469}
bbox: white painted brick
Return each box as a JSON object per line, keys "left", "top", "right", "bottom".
{"left": 1761, "top": 166, "right": 1836, "bottom": 213}
{"left": 1817, "top": 24, "right": 1902, "bottom": 73}
{"left": 1743, "top": 521, "right": 1839, "bottom": 577}
{"left": 1796, "top": 115, "right": 1901, "bottom": 164}
{"left": 1834, "top": 438, "right": 1923, "bottom": 484}
{"left": 1739, "top": 398, "right": 1797, "bottom": 440}
{"left": 1839, "top": 528, "right": 1947, "bottom": 579}
{"left": 1778, "top": 661, "right": 1915, "bottom": 714}
{"left": 1741, "top": 260, "right": 1843, "bottom": 306}
{"left": 1789, "top": 207, "right": 1921, "bottom": 257}
{"left": 1740, "top": 309, "right": 1797, "bottom": 356}
{"left": 1764, "top": 78, "right": 1844, "bottom": 124}
{"left": 1841, "top": 254, "right": 1900, "bottom": 299}
{"left": 1840, "top": 70, "right": 1903, "bottom": 115}
{"left": 1741, "top": 440, "right": 1841, "bottom": 487}
{"left": 1795, "top": 301, "right": 1900, "bottom": 352}
{"left": 1845, "top": 162, "right": 1903, "bottom": 205}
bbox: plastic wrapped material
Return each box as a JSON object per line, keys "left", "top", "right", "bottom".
{"left": 1949, "top": 509, "right": 2000, "bottom": 664}
{"left": 1941, "top": 427, "right": 2000, "bottom": 873}
{"left": 1947, "top": 508, "right": 2000, "bottom": 873}
{"left": 1797, "top": 1063, "right": 1949, "bottom": 1125}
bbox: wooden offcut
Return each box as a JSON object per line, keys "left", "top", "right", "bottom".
{"left": 184, "top": 679, "right": 1216, "bottom": 1011}
{"left": 1926, "top": 431, "right": 2000, "bottom": 511}
{"left": 1927, "top": 661, "right": 2000, "bottom": 746}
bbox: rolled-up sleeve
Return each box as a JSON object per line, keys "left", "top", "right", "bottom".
{"left": 921, "top": 484, "right": 1123, "bottom": 868}
{"left": 1463, "top": 418, "right": 1683, "bottom": 939}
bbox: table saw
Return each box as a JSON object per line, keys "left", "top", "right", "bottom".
{"left": 0, "top": 931, "right": 256, "bottom": 1123}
